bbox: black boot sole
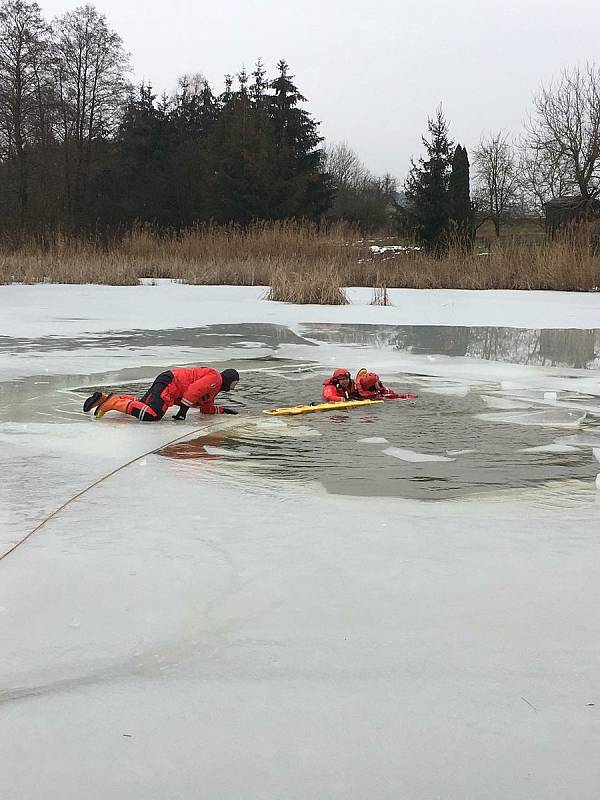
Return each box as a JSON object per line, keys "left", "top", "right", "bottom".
{"left": 94, "top": 393, "right": 113, "bottom": 417}
{"left": 83, "top": 391, "right": 103, "bottom": 413}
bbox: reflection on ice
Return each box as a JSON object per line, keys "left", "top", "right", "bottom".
{"left": 303, "top": 322, "right": 600, "bottom": 370}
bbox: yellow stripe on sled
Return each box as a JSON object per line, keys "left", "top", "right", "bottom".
{"left": 263, "top": 399, "right": 384, "bottom": 416}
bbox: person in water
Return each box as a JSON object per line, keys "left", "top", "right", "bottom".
{"left": 83, "top": 367, "right": 240, "bottom": 422}
{"left": 355, "top": 369, "right": 397, "bottom": 399}
{"left": 322, "top": 368, "right": 358, "bottom": 402}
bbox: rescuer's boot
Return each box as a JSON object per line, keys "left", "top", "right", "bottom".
{"left": 83, "top": 391, "right": 108, "bottom": 413}
{"left": 94, "top": 394, "right": 135, "bottom": 418}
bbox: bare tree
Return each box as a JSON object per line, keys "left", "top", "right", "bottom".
{"left": 0, "top": 0, "right": 50, "bottom": 222}
{"left": 324, "top": 141, "right": 397, "bottom": 230}
{"left": 525, "top": 63, "right": 600, "bottom": 201}
{"left": 53, "top": 2, "right": 131, "bottom": 219}
{"left": 473, "top": 132, "right": 520, "bottom": 236}
{"left": 324, "top": 141, "right": 365, "bottom": 187}
{"left": 518, "top": 136, "right": 572, "bottom": 214}
{"left": 177, "top": 72, "right": 207, "bottom": 98}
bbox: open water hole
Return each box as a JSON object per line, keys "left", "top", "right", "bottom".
{"left": 5, "top": 321, "right": 600, "bottom": 501}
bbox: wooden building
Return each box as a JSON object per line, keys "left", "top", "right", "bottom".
{"left": 544, "top": 195, "right": 600, "bottom": 239}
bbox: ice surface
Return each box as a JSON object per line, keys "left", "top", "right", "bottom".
{"left": 480, "top": 394, "right": 536, "bottom": 410}
{"left": 4, "top": 284, "right": 600, "bottom": 341}
{"left": 359, "top": 436, "right": 388, "bottom": 444}
{"left": 422, "top": 382, "right": 470, "bottom": 396}
{"left": 3, "top": 459, "right": 600, "bottom": 799}
{"left": 478, "top": 409, "right": 586, "bottom": 427}
{"left": 520, "top": 443, "right": 581, "bottom": 454}
{"left": 446, "top": 448, "right": 477, "bottom": 455}
{"left": 382, "top": 446, "right": 456, "bottom": 462}
{"left": 3, "top": 285, "right": 600, "bottom": 799}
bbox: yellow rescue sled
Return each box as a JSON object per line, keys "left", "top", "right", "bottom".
{"left": 263, "top": 399, "right": 384, "bottom": 416}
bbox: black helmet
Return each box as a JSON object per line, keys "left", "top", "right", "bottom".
{"left": 220, "top": 369, "right": 240, "bottom": 391}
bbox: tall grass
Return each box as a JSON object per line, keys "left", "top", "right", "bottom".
{"left": 0, "top": 221, "right": 599, "bottom": 297}
{"left": 267, "top": 263, "right": 348, "bottom": 305}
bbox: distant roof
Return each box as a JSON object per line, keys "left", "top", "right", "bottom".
{"left": 544, "top": 195, "right": 599, "bottom": 209}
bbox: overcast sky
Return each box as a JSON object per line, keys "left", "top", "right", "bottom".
{"left": 40, "top": 0, "right": 600, "bottom": 182}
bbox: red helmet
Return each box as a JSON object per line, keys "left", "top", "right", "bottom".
{"left": 360, "top": 372, "right": 380, "bottom": 390}
{"left": 332, "top": 368, "right": 351, "bottom": 382}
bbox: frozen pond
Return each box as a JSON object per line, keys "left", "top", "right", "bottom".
{"left": 2, "top": 286, "right": 600, "bottom": 800}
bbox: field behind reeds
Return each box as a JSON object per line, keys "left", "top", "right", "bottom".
{"left": 1, "top": 222, "right": 599, "bottom": 301}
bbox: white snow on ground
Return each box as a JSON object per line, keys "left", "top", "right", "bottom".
{"left": 369, "top": 244, "right": 421, "bottom": 254}
{"left": 2, "top": 284, "right": 600, "bottom": 799}
{"left": 3, "top": 283, "right": 600, "bottom": 339}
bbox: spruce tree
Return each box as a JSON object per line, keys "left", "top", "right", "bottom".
{"left": 207, "top": 69, "right": 275, "bottom": 224}
{"left": 268, "top": 60, "right": 333, "bottom": 219}
{"left": 113, "top": 83, "right": 170, "bottom": 223}
{"left": 448, "top": 144, "right": 474, "bottom": 249}
{"left": 404, "top": 106, "right": 454, "bottom": 254}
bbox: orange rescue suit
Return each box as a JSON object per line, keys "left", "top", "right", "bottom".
{"left": 168, "top": 367, "right": 225, "bottom": 414}
{"left": 322, "top": 378, "right": 357, "bottom": 402}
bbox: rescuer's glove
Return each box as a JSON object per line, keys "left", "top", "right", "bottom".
{"left": 172, "top": 405, "right": 189, "bottom": 421}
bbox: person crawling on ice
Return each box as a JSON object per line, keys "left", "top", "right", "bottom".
{"left": 355, "top": 369, "right": 398, "bottom": 399}
{"left": 83, "top": 367, "right": 240, "bottom": 422}
{"left": 322, "top": 368, "right": 358, "bottom": 402}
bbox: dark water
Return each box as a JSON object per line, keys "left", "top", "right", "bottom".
{"left": 157, "top": 367, "right": 600, "bottom": 500}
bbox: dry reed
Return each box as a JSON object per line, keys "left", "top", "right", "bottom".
{"left": 0, "top": 222, "right": 599, "bottom": 298}
{"left": 267, "top": 262, "right": 348, "bottom": 305}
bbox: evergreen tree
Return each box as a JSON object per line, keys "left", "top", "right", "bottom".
{"left": 166, "top": 77, "right": 218, "bottom": 226}
{"left": 448, "top": 144, "right": 474, "bottom": 249}
{"left": 404, "top": 106, "right": 454, "bottom": 254}
{"left": 249, "top": 59, "right": 268, "bottom": 109}
{"left": 268, "top": 60, "right": 333, "bottom": 219}
{"left": 111, "top": 83, "right": 170, "bottom": 223}
{"left": 171, "top": 76, "right": 204, "bottom": 140}
{"left": 207, "top": 69, "right": 273, "bottom": 224}
{"left": 207, "top": 60, "right": 332, "bottom": 224}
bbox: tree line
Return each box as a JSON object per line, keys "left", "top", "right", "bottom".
{"left": 0, "top": 1, "right": 341, "bottom": 235}
{"left": 0, "top": 0, "right": 599, "bottom": 244}
{"left": 405, "top": 62, "right": 600, "bottom": 250}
